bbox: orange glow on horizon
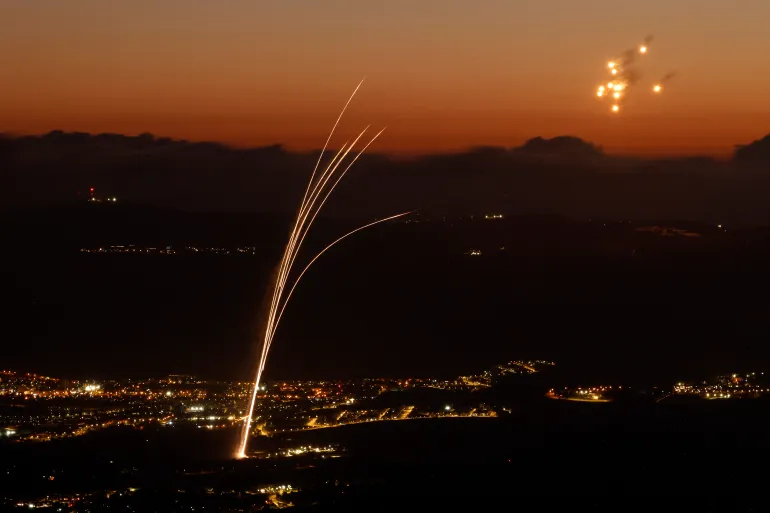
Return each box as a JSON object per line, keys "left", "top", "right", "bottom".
{"left": 1, "top": 2, "right": 769, "bottom": 159}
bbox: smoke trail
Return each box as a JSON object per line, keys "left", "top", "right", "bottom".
{"left": 623, "top": 68, "right": 642, "bottom": 86}
{"left": 660, "top": 71, "right": 676, "bottom": 82}
{"left": 619, "top": 34, "right": 653, "bottom": 66}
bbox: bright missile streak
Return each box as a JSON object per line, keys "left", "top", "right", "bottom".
{"left": 269, "top": 82, "right": 366, "bottom": 328}
{"left": 272, "top": 136, "right": 361, "bottom": 311}
{"left": 262, "top": 123, "right": 367, "bottom": 374}
{"left": 273, "top": 139, "right": 354, "bottom": 309}
{"left": 238, "top": 212, "right": 408, "bottom": 459}
{"left": 262, "top": 134, "right": 368, "bottom": 365}
{"left": 270, "top": 141, "right": 352, "bottom": 319}
{"left": 236, "top": 82, "right": 407, "bottom": 459}
{"left": 300, "top": 79, "right": 365, "bottom": 213}
{"left": 278, "top": 128, "right": 384, "bottom": 307}
{"left": 238, "top": 134, "right": 361, "bottom": 462}
{"left": 268, "top": 129, "right": 389, "bottom": 341}
{"left": 269, "top": 211, "right": 413, "bottom": 343}
{"left": 253, "top": 133, "right": 370, "bottom": 396}
{"left": 238, "top": 141, "right": 353, "bottom": 458}
{"left": 260, "top": 129, "right": 388, "bottom": 403}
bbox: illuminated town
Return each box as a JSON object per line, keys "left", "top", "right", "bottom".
{"left": 4, "top": 362, "right": 770, "bottom": 510}
{"left": 547, "top": 371, "right": 770, "bottom": 403}
{"left": 0, "top": 361, "right": 552, "bottom": 444}
{"left": 7, "top": 361, "right": 770, "bottom": 448}
{"left": 671, "top": 372, "right": 770, "bottom": 399}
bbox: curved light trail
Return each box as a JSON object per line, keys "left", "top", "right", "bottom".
{"left": 236, "top": 82, "right": 410, "bottom": 458}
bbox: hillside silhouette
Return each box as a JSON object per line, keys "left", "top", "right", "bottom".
{"left": 2, "top": 131, "right": 770, "bottom": 225}
{"left": 734, "top": 134, "right": 770, "bottom": 164}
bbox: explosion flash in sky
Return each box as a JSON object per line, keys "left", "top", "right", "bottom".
{"left": 595, "top": 35, "right": 675, "bottom": 114}
{"left": 235, "top": 81, "right": 411, "bottom": 459}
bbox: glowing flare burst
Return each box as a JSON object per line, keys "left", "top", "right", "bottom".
{"left": 595, "top": 36, "right": 673, "bottom": 114}
{"left": 235, "top": 81, "right": 412, "bottom": 459}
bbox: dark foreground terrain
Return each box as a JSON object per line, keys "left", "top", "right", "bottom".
{"left": 4, "top": 204, "right": 770, "bottom": 384}
{"left": 3, "top": 205, "right": 770, "bottom": 510}
{"left": 2, "top": 394, "right": 770, "bottom": 510}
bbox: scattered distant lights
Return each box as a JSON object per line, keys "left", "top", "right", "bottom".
{"left": 85, "top": 187, "right": 117, "bottom": 203}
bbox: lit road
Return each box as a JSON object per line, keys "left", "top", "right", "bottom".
{"left": 545, "top": 391, "right": 611, "bottom": 403}
{"left": 268, "top": 414, "right": 498, "bottom": 435}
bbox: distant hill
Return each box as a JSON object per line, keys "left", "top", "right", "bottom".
{"left": 2, "top": 131, "right": 770, "bottom": 226}
{"left": 512, "top": 136, "right": 604, "bottom": 160}
{"left": 734, "top": 134, "right": 770, "bottom": 164}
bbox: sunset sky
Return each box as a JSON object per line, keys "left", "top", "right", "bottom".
{"left": 2, "top": 0, "right": 769, "bottom": 157}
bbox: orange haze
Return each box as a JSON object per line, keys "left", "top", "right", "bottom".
{"left": 2, "top": 1, "right": 769, "bottom": 157}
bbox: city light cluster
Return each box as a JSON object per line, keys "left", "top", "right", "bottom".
{"left": 674, "top": 372, "right": 769, "bottom": 399}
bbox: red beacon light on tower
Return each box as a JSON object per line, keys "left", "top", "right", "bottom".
{"left": 85, "top": 187, "right": 117, "bottom": 203}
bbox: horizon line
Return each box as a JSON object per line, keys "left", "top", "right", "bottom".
{"left": 3, "top": 128, "right": 757, "bottom": 161}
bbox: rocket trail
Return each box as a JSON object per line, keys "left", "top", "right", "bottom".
{"left": 301, "top": 79, "right": 365, "bottom": 210}
{"left": 268, "top": 211, "right": 413, "bottom": 344}
{"left": 236, "top": 83, "right": 410, "bottom": 459}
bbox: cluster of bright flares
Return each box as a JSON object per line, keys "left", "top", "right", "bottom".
{"left": 236, "top": 81, "right": 411, "bottom": 459}
{"left": 595, "top": 39, "right": 665, "bottom": 114}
